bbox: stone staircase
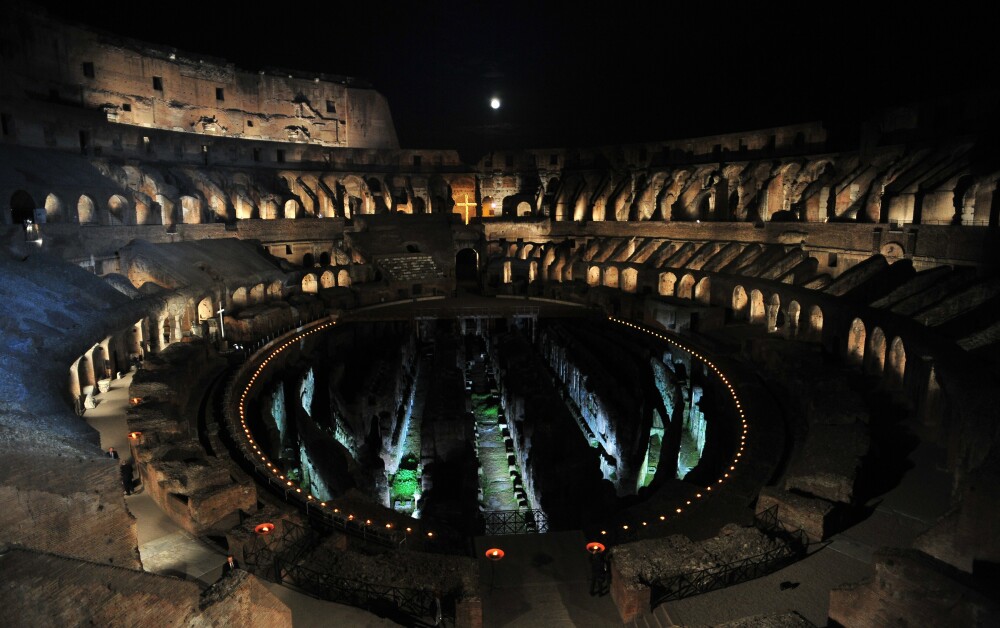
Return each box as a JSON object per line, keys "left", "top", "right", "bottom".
{"left": 628, "top": 605, "right": 677, "bottom": 628}
{"left": 376, "top": 254, "right": 444, "bottom": 281}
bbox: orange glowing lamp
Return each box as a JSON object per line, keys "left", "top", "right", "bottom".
{"left": 128, "top": 431, "right": 142, "bottom": 440}
{"left": 586, "top": 542, "right": 606, "bottom": 554}
{"left": 254, "top": 522, "right": 274, "bottom": 535}
{"left": 485, "top": 548, "right": 505, "bottom": 561}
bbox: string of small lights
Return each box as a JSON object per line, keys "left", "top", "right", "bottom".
{"left": 229, "top": 315, "right": 747, "bottom": 545}
{"left": 595, "top": 316, "right": 749, "bottom": 540}
{"left": 229, "top": 319, "right": 427, "bottom": 543}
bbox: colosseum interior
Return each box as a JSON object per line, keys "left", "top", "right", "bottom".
{"left": 1, "top": 3, "right": 999, "bottom": 627}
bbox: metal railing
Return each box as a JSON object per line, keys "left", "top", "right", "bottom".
{"left": 647, "top": 506, "right": 808, "bottom": 607}
{"left": 242, "top": 520, "right": 451, "bottom": 625}
{"left": 481, "top": 509, "right": 549, "bottom": 535}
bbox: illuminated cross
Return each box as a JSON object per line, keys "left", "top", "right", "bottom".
{"left": 455, "top": 194, "right": 477, "bottom": 224}
{"left": 216, "top": 307, "right": 226, "bottom": 339}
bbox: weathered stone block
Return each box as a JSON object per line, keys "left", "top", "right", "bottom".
{"left": 784, "top": 423, "right": 869, "bottom": 504}
{"left": 829, "top": 548, "right": 999, "bottom": 627}
{"left": 756, "top": 486, "right": 834, "bottom": 543}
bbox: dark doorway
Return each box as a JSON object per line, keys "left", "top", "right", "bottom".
{"left": 455, "top": 248, "right": 478, "bottom": 293}
{"left": 10, "top": 190, "right": 35, "bottom": 224}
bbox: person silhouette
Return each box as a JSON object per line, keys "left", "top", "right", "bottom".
{"left": 221, "top": 555, "right": 239, "bottom": 577}
{"left": 106, "top": 447, "right": 119, "bottom": 460}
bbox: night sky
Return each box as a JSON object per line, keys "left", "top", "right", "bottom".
{"left": 33, "top": 0, "right": 990, "bottom": 157}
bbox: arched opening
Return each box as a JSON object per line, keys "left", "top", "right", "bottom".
{"left": 337, "top": 269, "right": 351, "bottom": 287}
{"left": 481, "top": 196, "right": 494, "bottom": 218}
{"left": 197, "top": 297, "right": 214, "bottom": 321}
{"left": 603, "top": 266, "right": 619, "bottom": 288}
{"left": 528, "top": 260, "right": 538, "bottom": 283}
{"left": 456, "top": 248, "right": 478, "bottom": 283}
{"left": 807, "top": 305, "right": 823, "bottom": 340}
{"left": 232, "top": 287, "right": 248, "bottom": 307}
{"left": 303, "top": 253, "right": 316, "bottom": 268}
{"left": 91, "top": 345, "right": 108, "bottom": 383}
{"left": 44, "top": 193, "right": 63, "bottom": 223}
{"left": 516, "top": 201, "right": 532, "bottom": 217}
{"left": 78, "top": 195, "right": 96, "bottom": 224}
{"left": 77, "top": 355, "right": 95, "bottom": 394}
{"left": 161, "top": 317, "right": 173, "bottom": 348}
{"left": 886, "top": 337, "right": 906, "bottom": 389}
{"left": 622, "top": 268, "right": 638, "bottom": 293}
{"left": 267, "top": 281, "right": 283, "bottom": 300}
{"left": 787, "top": 301, "right": 801, "bottom": 337}
{"left": 847, "top": 318, "right": 866, "bottom": 366}
{"left": 319, "top": 251, "right": 332, "bottom": 266}
{"left": 108, "top": 194, "right": 129, "bottom": 225}
{"left": 10, "top": 190, "right": 36, "bottom": 224}
{"left": 181, "top": 196, "right": 202, "bottom": 224}
{"left": 260, "top": 199, "right": 278, "bottom": 220}
{"left": 320, "top": 270, "right": 335, "bottom": 288}
{"left": 284, "top": 199, "right": 300, "bottom": 219}
{"left": 503, "top": 261, "right": 512, "bottom": 284}
{"left": 732, "top": 285, "right": 749, "bottom": 320}
{"left": 250, "top": 283, "right": 265, "bottom": 304}
{"left": 659, "top": 271, "right": 677, "bottom": 296}
{"left": 749, "top": 289, "right": 766, "bottom": 324}
{"left": 302, "top": 274, "right": 318, "bottom": 293}
{"left": 587, "top": 266, "right": 601, "bottom": 286}
{"left": 677, "top": 274, "right": 695, "bottom": 299}
{"left": 694, "top": 276, "right": 711, "bottom": 305}
{"left": 766, "top": 293, "right": 781, "bottom": 332}
{"left": 866, "top": 327, "right": 887, "bottom": 375}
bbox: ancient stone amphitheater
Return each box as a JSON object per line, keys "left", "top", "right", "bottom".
{"left": 1, "top": 4, "right": 998, "bottom": 627}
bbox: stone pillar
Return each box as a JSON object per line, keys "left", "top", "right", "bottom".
{"left": 609, "top": 560, "right": 650, "bottom": 624}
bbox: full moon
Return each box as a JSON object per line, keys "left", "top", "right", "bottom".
{"left": 490, "top": 97, "right": 501, "bottom": 110}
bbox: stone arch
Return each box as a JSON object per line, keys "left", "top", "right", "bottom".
{"left": 180, "top": 196, "right": 202, "bottom": 224}
{"left": 250, "top": 283, "right": 265, "bottom": 304}
{"left": 10, "top": 190, "right": 36, "bottom": 224}
{"left": 528, "top": 260, "right": 538, "bottom": 283}
{"left": 91, "top": 344, "right": 109, "bottom": 383}
{"left": 209, "top": 195, "right": 228, "bottom": 222}
{"left": 197, "top": 296, "right": 214, "bottom": 321}
{"left": 694, "top": 276, "right": 711, "bottom": 305}
{"left": 337, "top": 269, "right": 351, "bottom": 287}
{"left": 267, "top": 281, "right": 283, "bottom": 300}
{"left": 481, "top": 196, "right": 494, "bottom": 218}
{"left": 587, "top": 265, "right": 601, "bottom": 286}
{"left": 603, "top": 266, "right": 619, "bottom": 288}
{"left": 319, "top": 251, "right": 332, "bottom": 267}
{"left": 866, "top": 326, "right": 887, "bottom": 375}
{"left": 78, "top": 195, "right": 96, "bottom": 224}
{"left": 807, "top": 305, "right": 824, "bottom": 340}
{"left": 260, "top": 198, "right": 279, "bottom": 220}
{"left": 502, "top": 261, "right": 512, "bottom": 284}
{"left": 659, "top": 271, "right": 677, "bottom": 296}
{"left": 68, "top": 358, "right": 82, "bottom": 403}
{"left": 787, "top": 300, "right": 802, "bottom": 337}
{"left": 108, "top": 194, "right": 130, "bottom": 225}
{"left": 677, "top": 274, "right": 696, "bottom": 299}
{"left": 749, "top": 289, "right": 766, "bottom": 324}
{"left": 77, "top": 354, "right": 95, "bottom": 394}
{"left": 320, "top": 270, "right": 335, "bottom": 288}
{"left": 232, "top": 287, "right": 248, "bottom": 307}
{"left": 284, "top": 198, "right": 301, "bottom": 219}
{"left": 516, "top": 201, "right": 532, "bottom": 217}
{"left": 302, "top": 274, "right": 318, "bottom": 293}
{"left": 886, "top": 337, "right": 906, "bottom": 389}
{"left": 766, "top": 293, "right": 781, "bottom": 332}
{"left": 622, "top": 268, "right": 638, "bottom": 293}
{"left": 732, "top": 285, "right": 749, "bottom": 320}
{"left": 847, "top": 318, "right": 866, "bottom": 366}
{"left": 44, "top": 193, "right": 64, "bottom": 223}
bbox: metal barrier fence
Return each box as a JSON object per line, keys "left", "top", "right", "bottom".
{"left": 242, "top": 520, "right": 449, "bottom": 625}
{"left": 647, "top": 506, "right": 809, "bottom": 607}
{"left": 481, "top": 509, "right": 549, "bottom": 535}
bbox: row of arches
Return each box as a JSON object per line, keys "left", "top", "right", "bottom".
{"left": 847, "top": 319, "right": 908, "bottom": 389}
{"left": 658, "top": 271, "right": 711, "bottom": 304}
{"left": 302, "top": 269, "right": 351, "bottom": 293}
